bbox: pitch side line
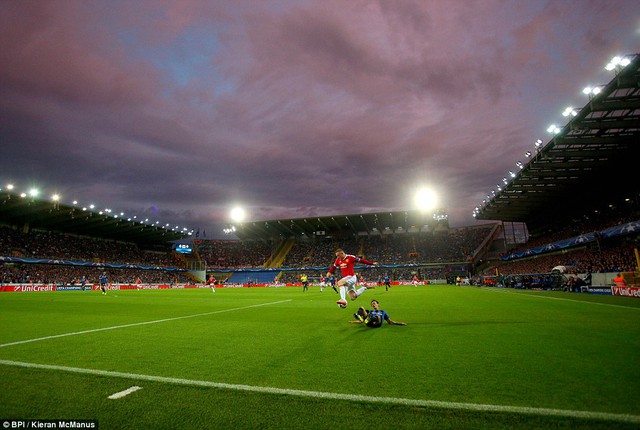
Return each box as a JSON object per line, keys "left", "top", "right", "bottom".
{"left": 482, "top": 287, "right": 640, "bottom": 310}
{"left": 0, "top": 359, "right": 638, "bottom": 424}
{"left": 0, "top": 299, "right": 291, "bottom": 348}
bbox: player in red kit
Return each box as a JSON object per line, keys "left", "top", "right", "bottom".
{"left": 326, "top": 248, "right": 378, "bottom": 307}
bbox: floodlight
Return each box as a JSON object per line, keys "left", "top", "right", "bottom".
{"left": 89, "top": 204, "right": 95, "bottom": 209}
{"left": 230, "top": 206, "right": 246, "bottom": 223}
{"left": 73, "top": 200, "right": 78, "bottom": 205}
{"left": 29, "top": 188, "right": 39, "bottom": 197}
{"left": 605, "top": 56, "right": 622, "bottom": 71}
{"left": 414, "top": 188, "right": 438, "bottom": 212}
{"left": 547, "top": 125, "right": 561, "bottom": 134}
{"left": 51, "top": 194, "right": 60, "bottom": 201}
{"left": 606, "top": 56, "right": 622, "bottom": 70}
{"left": 20, "top": 193, "right": 27, "bottom": 198}
{"left": 509, "top": 171, "right": 516, "bottom": 178}
{"left": 515, "top": 161, "right": 523, "bottom": 169}
{"left": 535, "top": 139, "right": 543, "bottom": 148}
{"left": 7, "top": 184, "right": 14, "bottom": 191}
{"left": 620, "top": 58, "right": 631, "bottom": 67}
{"left": 502, "top": 177, "right": 508, "bottom": 184}
{"left": 525, "top": 151, "right": 532, "bottom": 158}
{"left": 583, "top": 86, "right": 603, "bottom": 96}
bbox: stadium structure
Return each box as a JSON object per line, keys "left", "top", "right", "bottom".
{"left": 474, "top": 52, "right": 640, "bottom": 234}
{"left": 227, "top": 208, "right": 449, "bottom": 240}
{"left": 0, "top": 191, "right": 189, "bottom": 245}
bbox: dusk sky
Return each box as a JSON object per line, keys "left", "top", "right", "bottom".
{"left": 1, "top": 1, "right": 638, "bottom": 238}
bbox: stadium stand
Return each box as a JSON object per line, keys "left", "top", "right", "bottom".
{"left": 473, "top": 53, "right": 640, "bottom": 290}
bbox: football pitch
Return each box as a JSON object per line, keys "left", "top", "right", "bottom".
{"left": 1, "top": 285, "right": 639, "bottom": 429}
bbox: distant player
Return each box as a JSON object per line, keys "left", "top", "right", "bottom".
{"left": 99, "top": 272, "right": 108, "bottom": 295}
{"left": 351, "top": 299, "right": 406, "bottom": 327}
{"left": 412, "top": 274, "right": 420, "bottom": 287}
{"left": 326, "top": 248, "right": 378, "bottom": 307}
{"left": 208, "top": 275, "right": 216, "bottom": 294}
{"left": 384, "top": 274, "right": 391, "bottom": 292}
{"left": 327, "top": 275, "right": 338, "bottom": 294}
{"left": 301, "top": 273, "right": 309, "bottom": 292}
{"left": 319, "top": 274, "right": 326, "bottom": 292}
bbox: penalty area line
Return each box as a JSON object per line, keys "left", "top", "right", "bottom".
{"left": 0, "top": 359, "right": 638, "bottom": 425}
{"left": 0, "top": 299, "right": 292, "bottom": 348}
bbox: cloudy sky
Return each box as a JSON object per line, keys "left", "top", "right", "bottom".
{"left": 1, "top": 1, "right": 638, "bottom": 238}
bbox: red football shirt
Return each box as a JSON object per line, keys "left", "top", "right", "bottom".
{"left": 329, "top": 254, "right": 374, "bottom": 277}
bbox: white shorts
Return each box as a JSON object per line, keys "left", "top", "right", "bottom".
{"left": 339, "top": 275, "right": 358, "bottom": 292}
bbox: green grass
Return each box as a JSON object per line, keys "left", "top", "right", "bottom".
{"left": 1, "top": 286, "right": 639, "bottom": 429}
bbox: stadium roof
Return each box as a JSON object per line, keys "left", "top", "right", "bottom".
{"left": 230, "top": 210, "right": 445, "bottom": 241}
{"left": 475, "top": 53, "right": 640, "bottom": 231}
{"left": 0, "top": 193, "right": 188, "bottom": 245}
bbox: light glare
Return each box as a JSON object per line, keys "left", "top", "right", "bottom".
{"left": 414, "top": 188, "right": 438, "bottom": 212}
{"left": 230, "top": 207, "right": 246, "bottom": 223}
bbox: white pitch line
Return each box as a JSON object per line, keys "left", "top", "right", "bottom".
{"left": 0, "top": 299, "right": 291, "bottom": 348}
{"left": 0, "top": 359, "right": 638, "bottom": 424}
{"left": 481, "top": 287, "right": 640, "bottom": 310}
{"left": 108, "top": 385, "right": 142, "bottom": 399}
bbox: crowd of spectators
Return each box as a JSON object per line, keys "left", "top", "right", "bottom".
{"left": 196, "top": 240, "right": 275, "bottom": 268}
{"left": 485, "top": 239, "right": 637, "bottom": 276}
{"left": 0, "top": 263, "right": 192, "bottom": 285}
{"left": 507, "top": 208, "right": 639, "bottom": 254}
{"left": 0, "top": 226, "right": 192, "bottom": 285}
{"left": 197, "top": 225, "right": 494, "bottom": 270}
{"left": 4, "top": 213, "right": 635, "bottom": 286}
{"left": 0, "top": 226, "right": 182, "bottom": 267}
